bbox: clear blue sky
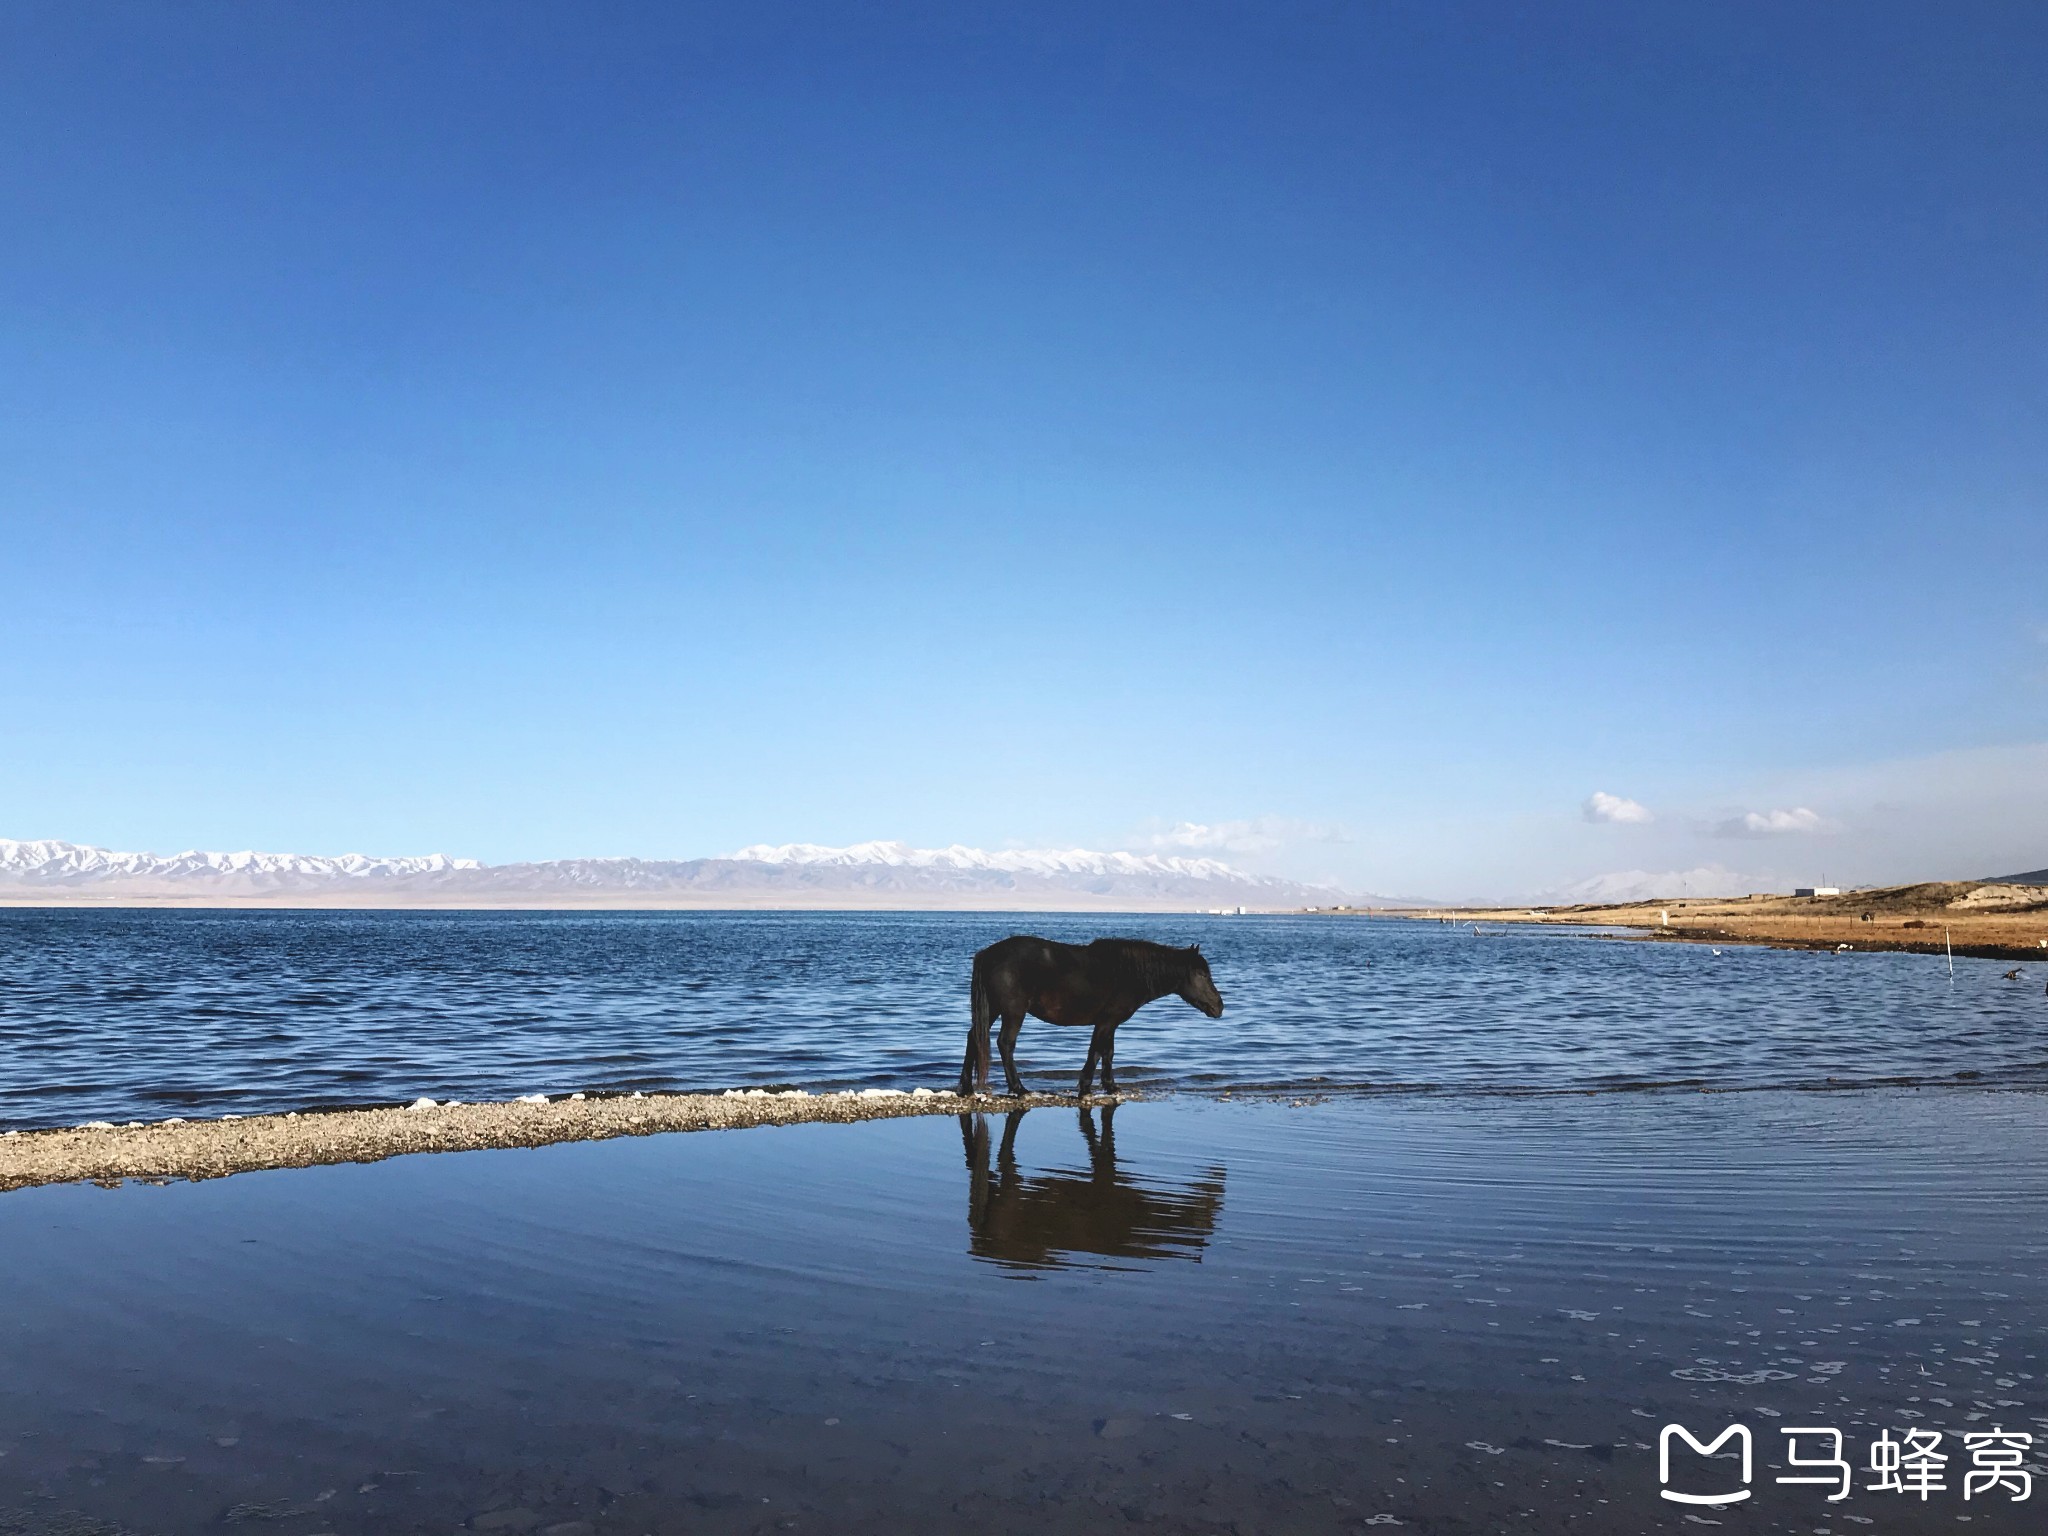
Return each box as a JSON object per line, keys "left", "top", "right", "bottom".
{"left": 4, "top": 2, "right": 2045, "bottom": 896}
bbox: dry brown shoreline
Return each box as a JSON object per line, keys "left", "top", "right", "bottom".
{"left": 1367, "top": 880, "right": 2048, "bottom": 962}
{"left": 0, "top": 1088, "right": 1098, "bottom": 1195}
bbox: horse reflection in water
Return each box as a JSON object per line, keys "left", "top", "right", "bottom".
{"left": 960, "top": 1104, "right": 1226, "bottom": 1271}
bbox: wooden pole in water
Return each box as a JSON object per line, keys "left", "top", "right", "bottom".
{"left": 1946, "top": 926, "right": 1955, "bottom": 981}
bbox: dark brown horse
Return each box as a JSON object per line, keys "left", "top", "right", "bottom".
{"left": 959, "top": 935, "right": 1224, "bottom": 1097}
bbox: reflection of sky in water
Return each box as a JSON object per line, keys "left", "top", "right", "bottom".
{"left": 5, "top": 908, "right": 2047, "bottom": 1127}
{"left": 0, "top": 1091, "right": 2042, "bottom": 1533}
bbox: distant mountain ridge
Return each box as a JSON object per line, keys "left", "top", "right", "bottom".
{"left": 0, "top": 837, "right": 1338, "bottom": 911}
{"left": 0, "top": 837, "right": 481, "bottom": 882}
{"left": 730, "top": 839, "right": 1246, "bottom": 880}
{"left": 1533, "top": 865, "right": 1776, "bottom": 904}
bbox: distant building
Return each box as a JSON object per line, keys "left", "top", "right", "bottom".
{"left": 1794, "top": 886, "right": 1840, "bottom": 898}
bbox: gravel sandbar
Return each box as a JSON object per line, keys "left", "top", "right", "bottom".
{"left": 0, "top": 1088, "right": 1097, "bottom": 1194}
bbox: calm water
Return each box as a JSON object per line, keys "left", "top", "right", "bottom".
{"left": 2, "top": 909, "right": 2045, "bottom": 1128}
{"left": 1, "top": 1092, "right": 2043, "bottom": 1534}
{"left": 5, "top": 911, "right": 2045, "bottom": 1534}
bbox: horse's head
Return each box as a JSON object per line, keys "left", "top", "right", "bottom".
{"left": 1180, "top": 945, "right": 1224, "bottom": 1018}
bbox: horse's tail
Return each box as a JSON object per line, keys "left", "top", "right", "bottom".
{"left": 972, "top": 955, "right": 995, "bottom": 1034}
{"left": 962, "top": 952, "right": 996, "bottom": 1094}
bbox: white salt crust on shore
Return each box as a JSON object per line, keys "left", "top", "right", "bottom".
{"left": 0, "top": 1088, "right": 1108, "bottom": 1194}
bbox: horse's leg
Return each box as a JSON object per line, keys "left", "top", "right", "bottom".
{"left": 1077, "top": 1103, "right": 1106, "bottom": 1176}
{"left": 1078, "top": 1024, "right": 1110, "bottom": 1098}
{"left": 962, "top": 1112, "right": 991, "bottom": 1225}
{"left": 1100, "top": 1024, "right": 1119, "bottom": 1096}
{"left": 997, "top": 1012, "right": 1026, "bottom": 1096}
{"left": 998, "top": 1106, "right": 1027, "bottom": 1164}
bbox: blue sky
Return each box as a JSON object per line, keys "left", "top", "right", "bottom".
{"left": 4, "top": 2, "right": 2045, "bottom": 897}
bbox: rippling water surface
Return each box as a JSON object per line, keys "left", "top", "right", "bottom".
{"left": 2, "top": 1093, "right": 2043, "bottom": 1534}
{"left": 3, "top": 908, "right": 2045, "bottom": 1127}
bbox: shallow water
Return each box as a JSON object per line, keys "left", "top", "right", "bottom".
{"left": 0, "top": 1091, "right": 2042, "bottom": 1534}
{"left": 3, "top": 909, "right": 2045, "bottom": 1128}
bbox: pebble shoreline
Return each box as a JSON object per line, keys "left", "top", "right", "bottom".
{"left": 0, "top": 1088, "right": 1100, "bottom": 1194}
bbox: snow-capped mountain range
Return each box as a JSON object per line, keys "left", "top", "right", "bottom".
{"left": 0, "top": 838, "right": 481, "bottom": 882}
{"left": 0, "top": 837, "right": 1336, "bottom": 911}
{"left": 730, "top": 840, "right": 1246, "bottom": 880}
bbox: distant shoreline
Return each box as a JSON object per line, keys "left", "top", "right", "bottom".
{"left": 1357, "top": 881, "right": 2048, "bottom": 963}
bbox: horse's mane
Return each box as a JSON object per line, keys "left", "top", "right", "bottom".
{"left": 1090, "top": 937, "right": 1198, "bottom": 990}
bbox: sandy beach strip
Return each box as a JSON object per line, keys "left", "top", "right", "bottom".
{"left": 0, "top": 1088, "right": 1091, "bottom": 1194}
{"left": 1363, "top": 881, "right": 2048, "bottom": 962}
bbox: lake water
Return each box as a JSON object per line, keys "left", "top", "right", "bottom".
{"left": 2, "top": 1091, "right": 2043, "bottom": 1534}
{"left": 4, "top": 911, "right": 2046, "bottom": 1533}
{"left": 2, "top": 908, "right": 2044, "bottom": 1130}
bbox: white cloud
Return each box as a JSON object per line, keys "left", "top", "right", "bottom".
{"left": 1148, "top": 816, "right": 1346, "bottom": 856}
{"left": 1713, "top": 806, "right": 1832, "bottom": 838}
{"left": 1582, "top": 791, "right": 1653, "bottom": 825}
{"left": 1153, "top": 820, "right": 1278, "bottom": 853}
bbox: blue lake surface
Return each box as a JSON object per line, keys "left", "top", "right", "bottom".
{"left": 2, "top": 908, "right": 2045, "bottom": 1128}
{"left": 3, "top": 1091, "right": 2043, "bottom": 1534}
{"left": 4, "top": 910, "right": 2046, "bottom": 1533}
